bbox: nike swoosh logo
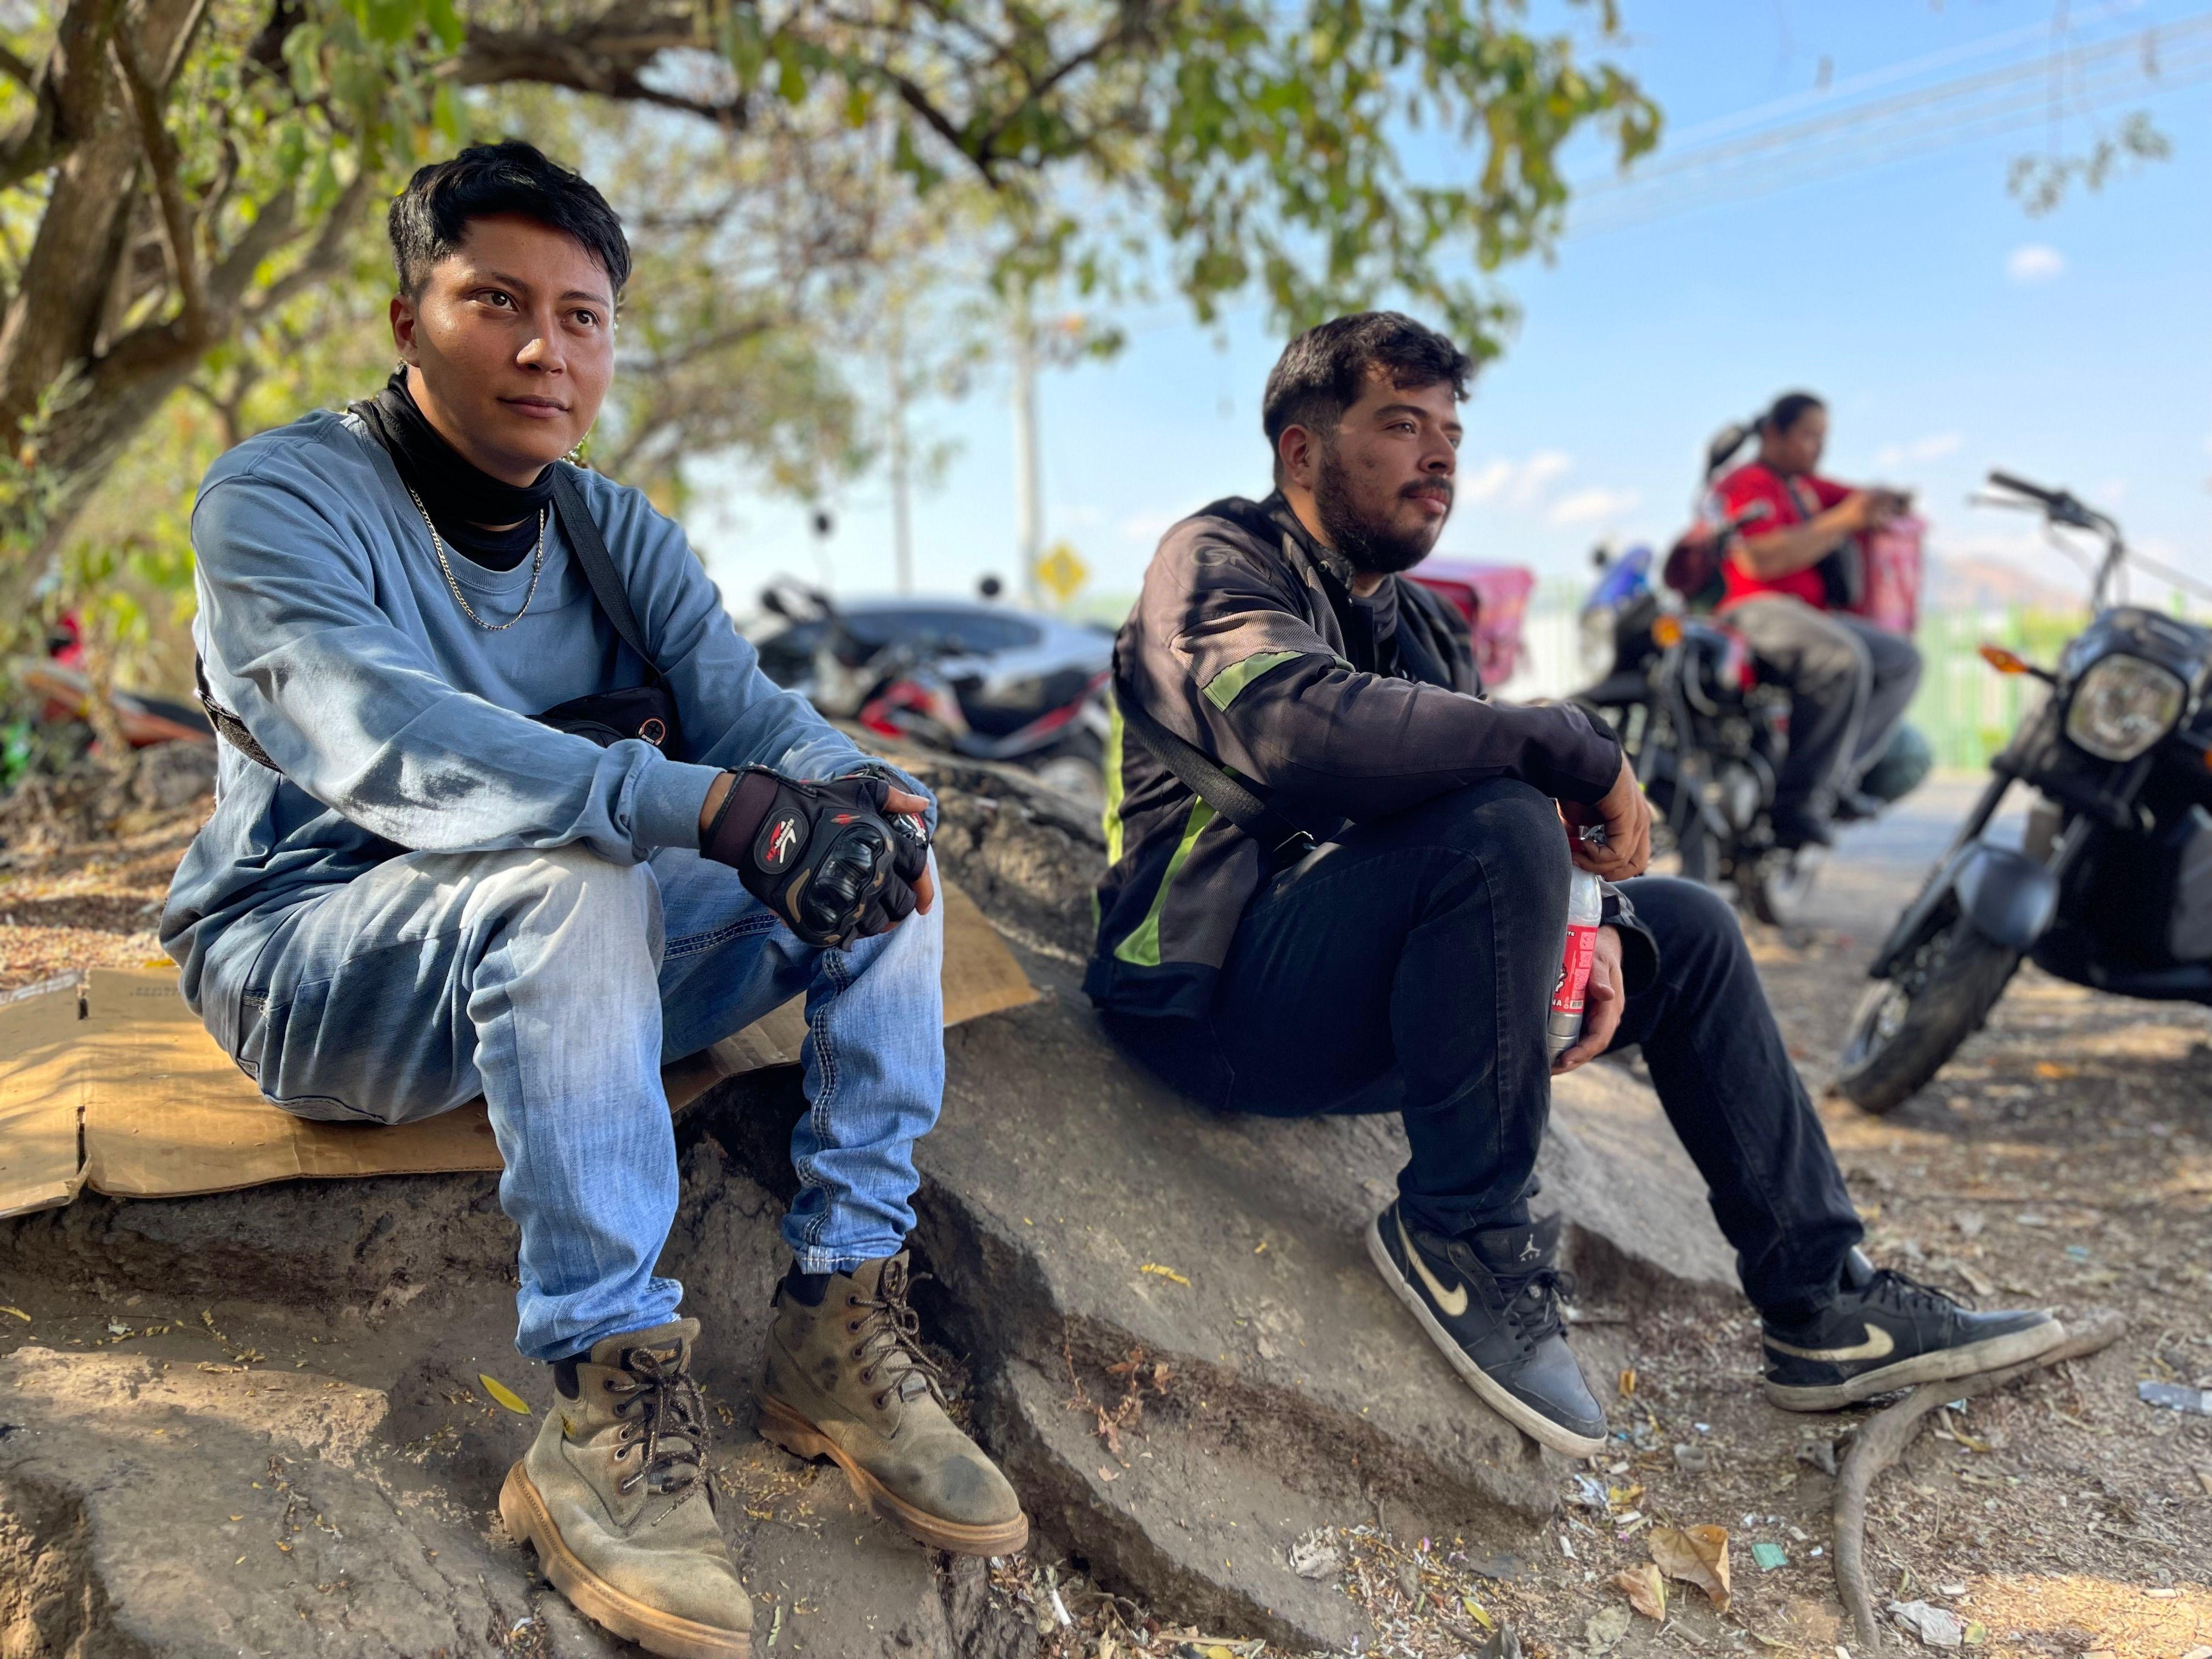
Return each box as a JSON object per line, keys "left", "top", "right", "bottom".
{"left": 1398, "top": 1212, "right": 1469, "bottom": 1318}
{"left": 1765, "top": 1323, "right": 1896, "bottom": 1363}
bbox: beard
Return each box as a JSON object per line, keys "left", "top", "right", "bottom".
{"left": 1313, "top": 445, "right": 1449, "bottom": 576}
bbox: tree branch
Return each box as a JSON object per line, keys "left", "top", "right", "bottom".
{"left": 240, "top": 168, "right": 370, "bottom": 317}
{"left": 448, "top": 12, "right": 747, "bottom": 122}
{"left": 109, "top": 32, "right": 204, "bottom": 339}
{"left": 0, "top": 42, "right": 37, "bottom": 90}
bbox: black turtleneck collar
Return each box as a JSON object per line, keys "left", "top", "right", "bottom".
{"left": 352, "top": 369, "right": 555, "bottom": 572}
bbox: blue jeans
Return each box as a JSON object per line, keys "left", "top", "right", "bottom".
{"left": 215, "top": 844, "right": 944, "bottom": 1361}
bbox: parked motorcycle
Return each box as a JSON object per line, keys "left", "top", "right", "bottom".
{"left": 754, "top": 582, "right": 1111, "bottom": 802}
{"left": 1574, "top": 512, "right": 1929, "bottom": 925}
{"left": 1835, "top": 471, "right": 2212, "bottom": 1114}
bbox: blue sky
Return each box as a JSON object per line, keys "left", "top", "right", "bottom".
{"left": 685, "top": 0, "right": 2212, "bottom": 614}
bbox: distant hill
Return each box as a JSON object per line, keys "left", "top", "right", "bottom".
{"left": 1924, "top": 554, "right": 2084, "bottom": 615}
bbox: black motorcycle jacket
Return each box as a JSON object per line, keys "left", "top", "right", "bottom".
{"left": 1088, "top": 493, "right": 1634, "bottom": 1020}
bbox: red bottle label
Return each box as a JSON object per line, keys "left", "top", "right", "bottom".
{"left": 1552, "top": 923, "right": 1599, "bottom": 1019}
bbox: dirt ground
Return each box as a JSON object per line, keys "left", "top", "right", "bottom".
{"left": 3, "top": 774, "right": 2208, "bottom": 1659}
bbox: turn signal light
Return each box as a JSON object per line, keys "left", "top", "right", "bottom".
{"left": 1979, "top": 644, "right": 2031, "bottom": 675}
{"left": 1652, "top": 615, "right": 1683, "bottom": 647}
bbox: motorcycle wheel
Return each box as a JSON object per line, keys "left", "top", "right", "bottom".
{"left": 1746, "top": 845, "right": 1825, "bottom": 927}
{"left": 1832, "top": 915, "right": 2021, "bottom": 1116}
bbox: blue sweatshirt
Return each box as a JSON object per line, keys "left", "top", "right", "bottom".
{"left": 161, "top": 409, "right": 873, "bottom": 1022}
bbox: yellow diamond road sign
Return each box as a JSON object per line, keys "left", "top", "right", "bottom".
{"left": 1036, "top": 542, "right": 1088, "bottom": 603}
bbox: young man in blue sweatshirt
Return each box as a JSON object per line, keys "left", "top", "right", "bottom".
{"left": 162, "top": 143, "right": 1022, "bottom": 1659}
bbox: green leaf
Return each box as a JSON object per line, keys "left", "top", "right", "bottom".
{"left": 422, "top": 0, "right": 464, "bottom": 52}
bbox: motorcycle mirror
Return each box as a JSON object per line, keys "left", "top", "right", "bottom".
{"left": 978, "top": 575, "right": 1004, "bottom": 601}
{"left": 760, "top": 586, "right": 790, "bottom": 618}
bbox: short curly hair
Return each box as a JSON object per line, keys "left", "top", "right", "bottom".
{"left": 1261, "top": 312, "right": 1472, "bottom": 479}
{"left": 387, "top": 140, "right": 631, "bottom": 299}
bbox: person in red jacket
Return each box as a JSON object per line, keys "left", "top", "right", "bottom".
{"left": 1708, "top": 392, "right": 1920, "bottom": 849}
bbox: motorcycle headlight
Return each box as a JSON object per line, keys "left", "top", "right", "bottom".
{"left": 1579, "top": 606, "right": 1617, "bottom": 678}
{"left": 2064, "top": 653, "right": 2186, "bottom": 762}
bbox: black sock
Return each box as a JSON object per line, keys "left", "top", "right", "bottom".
{"left": 782, "top": 1262, "right": 832, "bottom": 1307}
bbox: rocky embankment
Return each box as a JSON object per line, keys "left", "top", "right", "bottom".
{"left": 1, "top": 752, "right": 1739, "bottom": 1658}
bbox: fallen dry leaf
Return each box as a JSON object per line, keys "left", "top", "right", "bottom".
{"left": 1614, "top": 1564, "right": 1667, "bottom": 1621}
{"left": 1649, "top": 1523, "right": 1731, "bottom": 1613}
{"left": 477, "top": 1373, "right": 532, "bottom": 1415}
{"left": 2034, "top": 1060, "right": 2078, "bottom": 1079}
{"left": 1138, "top": 1263, "right": 1190, "bottom": 1286}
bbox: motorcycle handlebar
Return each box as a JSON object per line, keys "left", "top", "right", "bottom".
{"left": 1986, "top": 470, "right": 2066, "bottom": 509}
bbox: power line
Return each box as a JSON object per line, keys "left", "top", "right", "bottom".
{"left": 1567, "top": 10, "right": 2212, "bottom": 238}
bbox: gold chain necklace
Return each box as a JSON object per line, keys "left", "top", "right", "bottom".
{"left": 405, "top": 483, "right": 547, "bottom": 632}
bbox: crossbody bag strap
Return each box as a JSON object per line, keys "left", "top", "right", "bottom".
{"left": 1112, "top": 661, "right": 1316, "bottom": 866}
{"left": 549, "top": 465, "right": 659, "bottom": 675}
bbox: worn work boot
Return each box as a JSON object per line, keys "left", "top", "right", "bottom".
{"left": 1367, "top": 1203, "right": 1607, "bottom": 1458}
{"left": 758, "top": 1252, "right": 1029, "bottom": 1554}
{"left": 1763, "top": 1249, "right": 2065, "bottom": 1411}
{"left": 499, "top": 1320, "right": 751, "bottom": 1658}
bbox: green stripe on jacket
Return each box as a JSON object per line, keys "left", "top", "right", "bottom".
{"left": 1202, "top": 650, "right": 1303, "bottom": 711}
{"left": 1112, "top": 799, "right": 1216, "bottom": 967}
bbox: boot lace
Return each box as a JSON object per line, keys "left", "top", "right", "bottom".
{"left": 605, "top": 1347, "right": 714, "bottom": 1498}
{"left": 845, "top": 1271, "right": 952, "bottom": 1413}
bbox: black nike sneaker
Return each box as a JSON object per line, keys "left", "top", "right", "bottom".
{"left": 1365, "top": 1203, "right": 1606, "bottom": 1457}
{"left": 1762, "top": 1249, "right": 2066, "bottom": 1411}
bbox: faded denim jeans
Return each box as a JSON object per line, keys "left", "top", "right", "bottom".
{"left": 216, "top": 844, "right": 944, "bottom": 1361}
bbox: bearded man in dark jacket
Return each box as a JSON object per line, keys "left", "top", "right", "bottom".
{"left": 1090, "top": 312, "right": 2062, "bottom": 1455}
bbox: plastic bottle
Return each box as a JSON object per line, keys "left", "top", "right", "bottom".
{"left": 1547, "top": 861, "right": 1605, "bottom": 1064}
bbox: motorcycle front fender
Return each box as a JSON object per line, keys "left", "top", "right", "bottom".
{"left": 1871, "top": 840, "right": 2056, "bottom": 977}
{"left": 1955, "top": 842, "right": 2060, "bottom": 950}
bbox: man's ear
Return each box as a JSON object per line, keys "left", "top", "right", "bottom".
{"left": 1278, "top": 424, "right": 1318, "bottom": 492}
{"left": 390, "top": 292, "right": 420, "bottom": 365}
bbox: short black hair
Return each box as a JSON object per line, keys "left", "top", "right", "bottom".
{"left": 1261, "top": 312, "right": 1473, "bottom": 477}
{"left": 1762, "top": 391, "right": 1826, "bottom": 435}
{"left": 387, "top": 141, "right": 631, "bottom": 300}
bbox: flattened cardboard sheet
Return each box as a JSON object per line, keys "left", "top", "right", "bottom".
{"left": 0, "top": 982, "right": 90, "bottom": 1216}
{"left": 0, "top": 879, "right": 1034, "bottom": 1216}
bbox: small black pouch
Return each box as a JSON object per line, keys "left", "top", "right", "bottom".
{"left": 533, "top": 683, "right": 677, "bottom": 750}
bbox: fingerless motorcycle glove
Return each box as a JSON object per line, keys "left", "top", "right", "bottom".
{"left": 701, "top": 767, "right": 930, "bottom": 950}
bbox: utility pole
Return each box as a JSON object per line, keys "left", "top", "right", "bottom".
{"left": 887, "top": 309, "right": 913, "bottom": 595}
{"left": 1011, "top": 299, "right": 1042, "bottom": 608}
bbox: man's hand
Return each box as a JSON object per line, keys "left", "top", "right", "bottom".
{"left": 1561, "top": 757, "right": 1651, "bottom": 880}
{"left": 699, "top": 768, "right": 933, "bottom": 947}
{"left": 883, "top": 787, "right": 937, "bottom": 918}
{"left": 698, "top": 773, "right": 936, "bottom": 929}
{"left": 1551, "top": 926, "right": 1624, "bottom": 1075}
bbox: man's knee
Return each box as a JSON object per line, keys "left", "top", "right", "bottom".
{"left": 1420, "top": 778, "right": 1573, "bottom": 894}
{"left": 464, "top": 845, "right": 661, "bottom": 950}
{"left": 1795, "top": 624, "right": 1874, "bottom": 701}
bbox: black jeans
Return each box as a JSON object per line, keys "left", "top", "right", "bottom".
{"left": 1103, "top": 777, "right": 1864, "bottom": 1315}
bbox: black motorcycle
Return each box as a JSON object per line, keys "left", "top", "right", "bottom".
{"left": 1573, "top": 511, "right": 1927, "bottom": 926}
{"left": 1835, "top": 471, "right": 2212, "bottom": 1114}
